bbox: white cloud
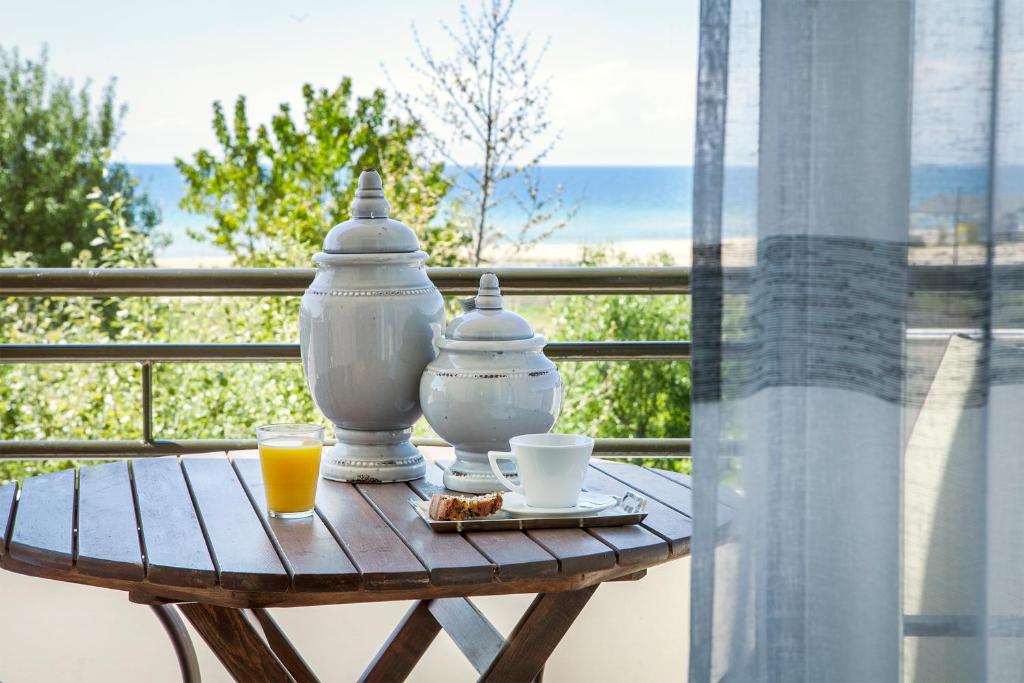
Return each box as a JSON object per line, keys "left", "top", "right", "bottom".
{"left": 547, "top": 59, "right": 696, "bottom": 165}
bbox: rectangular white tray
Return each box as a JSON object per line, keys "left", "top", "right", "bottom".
{"left": 409, "top": 493, "right": 648, "bottom": 533}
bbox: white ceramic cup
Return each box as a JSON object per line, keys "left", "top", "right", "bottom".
{"left": 488, "top": 433, "right": 595, "bottom": 508}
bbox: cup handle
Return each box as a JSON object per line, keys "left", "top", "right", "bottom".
{"left": 487, "top": 451, "right": 523, "bottom": 494}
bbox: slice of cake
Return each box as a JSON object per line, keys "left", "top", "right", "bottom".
{"left": 428, "top": 491, "right": 504, "bottom": 521}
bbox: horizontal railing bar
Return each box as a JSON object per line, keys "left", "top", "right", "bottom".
{"left": 0, "top": 344, "right": 298, "bottom": 362}
{"left": 0, "top": 439, "right": 271, "bottom": 456}
{"left": 7, "top": 331, "right": 1022, "bottom": 363}
{"left": 906, "top": 328, "right": 1024, "bottom": 340}
{"left": 549, "top": 342, "right": 690, "bottom": 361}
{"left": 903, "top": 614, "right": 1024, "bottom": 638}
{"left": 908, "top": 264, "right": 1024, "bottom": 291}
{"left": 0, "top": 437, "right": 691, "bottom": 458}
{"left": 0, "top": 341, "right": 691, "bottom": 363}
{"left": 0, "top": 267, "right": 689, "bottom": 297}
{"left": 6, "top": 264, "right": 1022, "bottom": 298}
{"left": 589, "top": 438, "right": 691, "bottom": 455}
{"left": 438, "top": 267, "right": 689, "bottom": 294}
{"left": 719, "top": 264, "right": 1024, "bottom": 291}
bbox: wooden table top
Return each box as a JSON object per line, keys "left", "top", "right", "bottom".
{"left": 0, "top": 453, "right": 717, "bottom": 609}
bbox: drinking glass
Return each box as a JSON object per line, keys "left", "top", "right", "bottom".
{"left": 256, "top": 423, "right": 324, "bottom": 519}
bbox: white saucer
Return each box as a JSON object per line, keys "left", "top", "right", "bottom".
{"left": 501, "top": 491, "right": 618, "bottom": 517}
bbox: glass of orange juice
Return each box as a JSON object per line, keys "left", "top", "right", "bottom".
{"left": 256, "top": 423, "right": 324, "bottom": 519}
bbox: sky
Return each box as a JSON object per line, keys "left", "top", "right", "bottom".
{"left": 1, "top": 0, "right": 700, "bottom": 165}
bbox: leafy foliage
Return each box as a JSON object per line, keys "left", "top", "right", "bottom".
{"left": 176, "top": 81, "right": 467, "bottom": 267}
{"left": 0, "top": 188, "right": 319, "bottom": 482}
{"left": 550, "top": 250, "right": 691, "bottom": 472}
{"left": 0, "top": 182, "right": 167, "bottom": 482}
{"left": 0, "top": 46, "right": 158, "bottom": 266}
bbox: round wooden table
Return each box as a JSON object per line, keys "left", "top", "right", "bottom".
{"left": 0, "top": 453, "right": 708, "bottom": 682}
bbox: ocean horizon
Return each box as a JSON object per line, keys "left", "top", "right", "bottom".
{"left": 128, "top": 163, "right": 1008, "bottom": 259}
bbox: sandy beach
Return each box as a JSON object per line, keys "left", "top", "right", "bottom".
{"left": 155, "top": 239, "right": 695, "bottom": 268}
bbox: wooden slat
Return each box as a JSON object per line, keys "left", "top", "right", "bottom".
{"left": 0, "top": 481, "right": 17, "bottom": 556}
{"left": 584, "top": 465, "right": 692, "bottom": 557}
{"left": 426, "top": 460, "right": 615, "bottom": 576}
{"left": 356, "top": 481, "right": 494, "bottom": 586}
{"left": 132, "top": 457, "right": 217, "bottom": 588}
{"left": 593, "top": 461, "right": 735, "bottom": 532}
{"left": 234, "top": 457, "right": 360, "bottom": 592}
{"left": 579, "top": 514, "right": 669, "bottom": 567}
{"left": 8, "top": 468, "right": 75, "bottom": 571}
{"left": 409, "top": 465, "right": 558, "bottom": 581}
{"left": 182, "top": 457, "right": 289, "bottom": 592}
{"left": 522, "top": 527, "right": 617, "bottom": 575}
{"left": 428, "top": 598, "right": 506, "bottom": 675}
{"left": 359, "top": 601, "right": 442, "bottom": 683}
{"left": 77, "top": 461, "right": 144, "bottom": 580}
{"left": 648, "top": 467, "right": 693, "bottom": 489}
{"left": 650, "top": 467, "right": 745, "bottom": 510}
{"left": 592, "top": 460, "right": 694, "bottom": 516}
{"left": 315, "top": 478, "right": 428, "bottom": 590}
{"left": 178, "top": 603, "right": 294, "bottom": 682}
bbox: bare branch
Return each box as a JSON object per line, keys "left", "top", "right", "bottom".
{"left": 398, "top": 0, "right": 573, "bottom": 264}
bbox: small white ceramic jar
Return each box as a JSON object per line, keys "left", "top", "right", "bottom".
{"left": 419, "top": 274, "right": 562, "bottom": 493}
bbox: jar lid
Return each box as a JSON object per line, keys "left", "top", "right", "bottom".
{"left": 322, "top": 169, "right": 420, "bottom": 253}
{"left": 445, "top": 273, "right": 534, "bottom": 341}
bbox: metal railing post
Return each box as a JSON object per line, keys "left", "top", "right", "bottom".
{"left": 141, "top": 361, "right": 154, "bottom": 444}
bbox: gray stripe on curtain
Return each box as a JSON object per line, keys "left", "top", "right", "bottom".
{"left": 688, "top": 0, "right": 731, "bottom": 676}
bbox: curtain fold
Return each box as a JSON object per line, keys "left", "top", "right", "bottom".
{"left": 690, "top": 0, "right": 1024, "bottom": 680}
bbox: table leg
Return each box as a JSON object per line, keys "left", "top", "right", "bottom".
{"left": 360, "top": 584, "right": 600, "bottom": 683}
{"left": 479, "top": 585, "right": 600, "bottom": 682}
{"left": 150, "top": 604, "right": 202, "bottom": 683}
{"left": 359, "top": 601, "right": 442, "bottom": 683}
{"left": 178, "top": 603, "right": 295, "bottom": 682}
{"left": 249, "top": 608, "right": 320, "bottom": 683}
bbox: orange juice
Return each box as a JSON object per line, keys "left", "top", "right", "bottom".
{"left": 258, "top": 437, "right": 322, "bottom": 515}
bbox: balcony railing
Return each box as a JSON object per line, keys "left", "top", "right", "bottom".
{"left": 0, "top": 267, "right": 692, "bottom": 459}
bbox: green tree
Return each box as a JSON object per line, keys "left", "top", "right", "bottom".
{"left": 0, "top": 180, "right": 317, "bottom": 484}
{"left": 550, "top": 249, "right": 691, "bottom": 472}
{"left": 176, "top": 80, "right": 467, "bottom": 267}
{"left": 0, "top": 181, "right": 167, "bottom": 483}
{"left": 0, "top": 46, "right": 158, "bottom": 266}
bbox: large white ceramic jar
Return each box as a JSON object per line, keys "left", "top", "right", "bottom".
{"left": 300, "top": 169, "right": 443, "bottom": 482}
{"left": 420, "top": 274, "right": 562, "bottom": 493}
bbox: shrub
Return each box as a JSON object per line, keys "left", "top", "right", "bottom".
{"left": 549, "top": 250, "right": 691, "bottom": 472}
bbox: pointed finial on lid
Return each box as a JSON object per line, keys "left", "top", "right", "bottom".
{"left": 350, "top": 169, "right": 390, "bottom": 218}
{"left": 474, "top": 273, "right": 503, "bottom": 310}
{"left": 444, "top": 273, "right": 534, "bottom": 340}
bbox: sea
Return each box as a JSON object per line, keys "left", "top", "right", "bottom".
{"left": 127, "top": 164, "right": 1011, "bottom": 259}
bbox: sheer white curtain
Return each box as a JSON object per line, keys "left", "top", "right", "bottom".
{"left": 690, "top": 0, "right": 1024, "bottom": 680}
